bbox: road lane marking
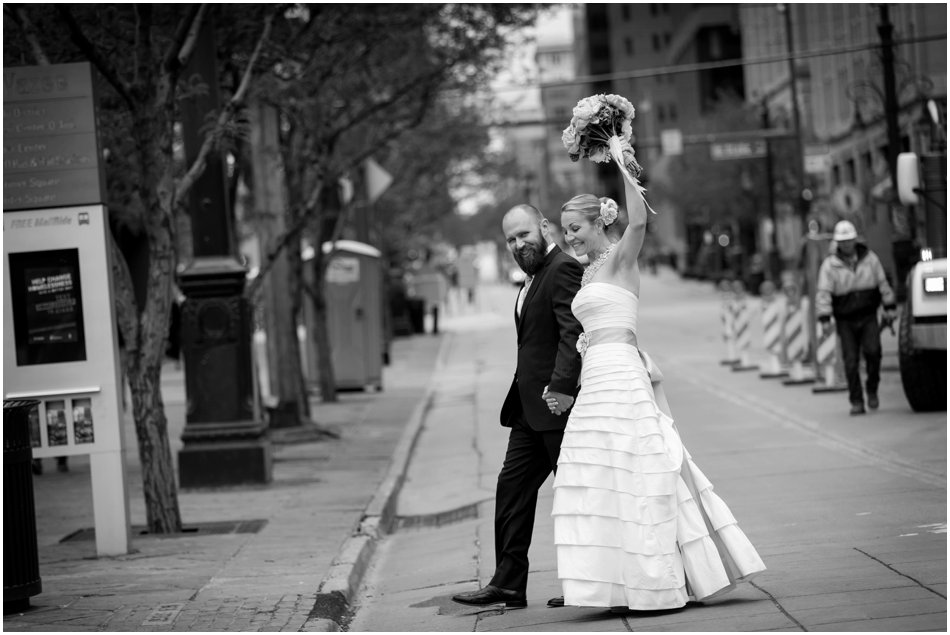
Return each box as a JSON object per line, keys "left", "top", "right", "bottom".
{"left": 668, "top": 361, "right": 947, "bottom": 489}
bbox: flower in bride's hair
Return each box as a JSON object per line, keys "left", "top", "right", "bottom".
{"left": 576, "top": 332, "right": 589, "bottom": 357}
{"left": 599, "top": 198, "right": 619, "bottom": 226}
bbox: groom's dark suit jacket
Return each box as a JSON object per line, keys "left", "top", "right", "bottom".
{"left": 500, "top": 245, "right": 584, "bottom": 432}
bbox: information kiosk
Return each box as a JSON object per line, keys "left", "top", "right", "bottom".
{"left": 3, "top": 62, "right": 130, "bottom": 556}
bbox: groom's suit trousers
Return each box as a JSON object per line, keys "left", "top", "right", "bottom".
{"left": 489, "top": 414, "right": 563, "bottom": 594}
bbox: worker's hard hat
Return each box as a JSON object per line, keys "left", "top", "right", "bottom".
{"left": 833, "top": 220, "right": 858, "bottom": 241}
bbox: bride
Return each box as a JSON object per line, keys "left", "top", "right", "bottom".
{"left": 547, "top": 159, "right": 766, "bottom": 610}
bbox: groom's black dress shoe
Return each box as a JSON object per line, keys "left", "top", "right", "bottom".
{"left": 452, "top": 585, "right": 527, "bottom": 608}
{"left": 547, "top": 596, "right": 564, "bottom": 607}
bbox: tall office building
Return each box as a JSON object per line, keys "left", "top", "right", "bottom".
{"left": 570, "top": 3, "right": 746, "bottom": 269}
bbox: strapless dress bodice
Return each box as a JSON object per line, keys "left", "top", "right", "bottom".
{"left": 571, "top": 282, "right": 639, "bottom": 335}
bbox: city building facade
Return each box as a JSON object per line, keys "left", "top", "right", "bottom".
{"left": 740, "top": 2, "right": 947, "bottom": 290}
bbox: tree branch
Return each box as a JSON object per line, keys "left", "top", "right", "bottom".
{"left": 7, "top": 6, "right": 50, "bottom": 65}
{"left": 175, "top": 9, "right": 274, "bottom": 203}
{"left": 162, "top": 3, "right": 205, "bottom": 73}
{"left": 243, "top": 182, "right": 323, "bottom": 301}
{"left": 53, "top": 4, "right": 135, "bottom": 111}
{"left": 133, "top": 4, "right": 152, "bottom": 90}
{"left": 174, "top": 4, "right": 209, "bottom": 71}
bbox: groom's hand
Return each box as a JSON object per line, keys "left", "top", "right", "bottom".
{"left": 542, "top": 386, "right": 575, "bottom": 416}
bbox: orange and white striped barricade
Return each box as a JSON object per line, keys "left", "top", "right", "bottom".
{"left": 718, "top": 280, "right": 739, "bottom": 366}
{"left": 731, "top": 282, "right": 759, "bottom": 372}
{"left": 758, "top": 285, "right": 788, "bottom": 379}
{"left": 812, "top": 319, "right": 848, "bottom": 393}
{"left": 782, "top": 296, "right": 815, "bottom": 385}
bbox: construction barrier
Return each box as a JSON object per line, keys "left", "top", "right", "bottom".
{"left": 718, "top": 280, "right": 739, "bottom": 366}
{"left": 812, "top": 319, "right": 848, "bottom": 393}
{"left": 758, "top": 281, "right": 788, "bottom": 378}
{"left": 782, "top": 295, "right": 815, "bottom": 386}
{"left": 731, "top": 281, "right": 758, "bottom": 372}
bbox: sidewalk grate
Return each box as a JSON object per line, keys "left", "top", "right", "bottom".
{"left": 142, "top": 602, "right": 185, "bottom": 627}
{"left": 59, "top": 519, "right": 268, "bottom": 543}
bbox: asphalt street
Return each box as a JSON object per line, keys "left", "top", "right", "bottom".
{"left": 350, "top": 269, "right": 947, "bottom": 632}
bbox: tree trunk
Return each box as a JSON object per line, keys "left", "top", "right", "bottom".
{"left": 249, "top": 101, "right": 309, "bottom": 427}
{"left": 287, "top": 244, "right": 311, "bottom": 419}
{"left": 125, "top": 105, "right": 182, "bottom": 533}
{"left": 309, "top": 249, "right": 338, "bottom": 403}
{"left": 126, "top": 357, "right": 181, "bottom": 533}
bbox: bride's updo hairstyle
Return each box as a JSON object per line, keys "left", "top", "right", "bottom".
{"left": 561, "top": 194, "right": 602, "bottom": 226}
{"left": 562, "top": 193, "right": 618, "bottom": 229}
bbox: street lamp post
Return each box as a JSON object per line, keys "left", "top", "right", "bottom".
{"left": 780, "top": 3, "right": 808, "bottom": 226}
{"left": 176, "top": 14, "right": 271, "bottom": 487}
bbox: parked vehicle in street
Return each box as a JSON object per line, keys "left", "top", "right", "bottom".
{"left": 895, "top": 102, "right": 947, "bottom": 412}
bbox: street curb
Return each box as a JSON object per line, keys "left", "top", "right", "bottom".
{"left": 305, "top": 333, "right": 450, "bottom": 630}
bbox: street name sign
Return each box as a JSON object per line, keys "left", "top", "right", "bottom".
{"left": 710, "top": 140, "right": 767, "bottom": 161}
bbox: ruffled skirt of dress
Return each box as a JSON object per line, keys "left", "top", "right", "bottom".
{"left": 552, "top": 343, "right": 766, "bottom": 610}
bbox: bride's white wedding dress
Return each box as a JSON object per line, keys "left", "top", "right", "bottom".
{"left": 552, "top": 282, "right": 766, "bottom": 610}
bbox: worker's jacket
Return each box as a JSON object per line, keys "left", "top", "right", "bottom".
{"left": 816, "top": 243, "right": 896, "bottom": 322}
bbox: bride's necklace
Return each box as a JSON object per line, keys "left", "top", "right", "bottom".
{"left": 581, "top": 243, "right": 615, "bottom": 287}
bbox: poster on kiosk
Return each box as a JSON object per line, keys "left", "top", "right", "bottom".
{"left": 3, "top": 62, "right": 130, "bottom": 556}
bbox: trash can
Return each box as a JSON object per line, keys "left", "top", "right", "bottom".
{"left": 4, "top": 399, "right": 42, "bottom": 614}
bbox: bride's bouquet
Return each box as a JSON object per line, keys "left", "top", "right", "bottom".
{"left": 561, "top": 93, "right": 642, "bottom": 178}
{"left": 561, "top": 93, "right": 654, "bottom": 213}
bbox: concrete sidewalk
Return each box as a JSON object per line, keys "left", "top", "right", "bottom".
{"left": 4, "top": 329, "right": 446, "bottom": 632}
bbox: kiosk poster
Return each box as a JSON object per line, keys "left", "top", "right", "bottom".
{"left": 9, "top": 248, "right": 87, "bottom": 366}
{"left": 72, "top": 398, "right": 94, "bottom": 444}
{"left": 46, "top": 399, "right": 68, "bottom": 446}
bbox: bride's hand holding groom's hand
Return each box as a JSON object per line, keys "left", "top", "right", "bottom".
{"left": 542, "top": 385, "right": 575, "bottom": 416}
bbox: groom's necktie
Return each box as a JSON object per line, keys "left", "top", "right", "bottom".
{"left": 516, "top": 275, "right": 533, "bottom": 317}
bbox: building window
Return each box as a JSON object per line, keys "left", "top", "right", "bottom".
{"left": 846, "top": 158, "right": 856, "bottom": 184}
{"left": 658, "top": 104, "right": 667, "bottom": 122}
{"left": 664, "top": 32, "right": 671, "bottom": 47}
{"left": 625, "top": 37, "right": 633, "bottom": 56}
{"left": 669, "top": 103, "right": 678, "bottom": 121}
{"left": 832, "top": 164, "right": 842, "bottom": 187}
{"left": 650, "top": 3, "right": 658, "bottom": 16}
{"left": 622, "top": 4, "right": 630, "bottom": 21}
{"left": 653, "top": 34, "right": 661, "bottom": 51}
{"left": 554, "top": 106, "right": 568, "bottom": 120}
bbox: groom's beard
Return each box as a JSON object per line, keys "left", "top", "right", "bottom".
{"left": 513, "top": 237, "right": 548, "bottom": 276}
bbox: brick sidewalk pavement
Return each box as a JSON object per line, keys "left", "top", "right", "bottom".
{"left": 3, "top": 332, "right": 444, "bottom": 632}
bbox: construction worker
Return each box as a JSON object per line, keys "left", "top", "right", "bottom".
{"left": 816, "top": 220, "right": 898, "bottom": 415}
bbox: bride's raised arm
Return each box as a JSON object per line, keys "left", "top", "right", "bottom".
{"left": 607, "top": 137, "right": 651, "bottom": 271}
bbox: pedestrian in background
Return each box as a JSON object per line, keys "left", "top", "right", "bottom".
{"left": 409, "top": 251, "right": 448, "bottom": 334}
{"left": 452, "top": 204, "right": 583, "bottom": 609}
{"left": 816, "top": 220, "right": 898, "bottom": 415}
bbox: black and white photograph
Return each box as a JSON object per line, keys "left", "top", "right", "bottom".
{"left": 2, "top": 3, "right": 946, "bottom": 632}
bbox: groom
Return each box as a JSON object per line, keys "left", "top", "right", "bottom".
{"left": 452, "top": 204, "right": 583, "bottom": 609}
